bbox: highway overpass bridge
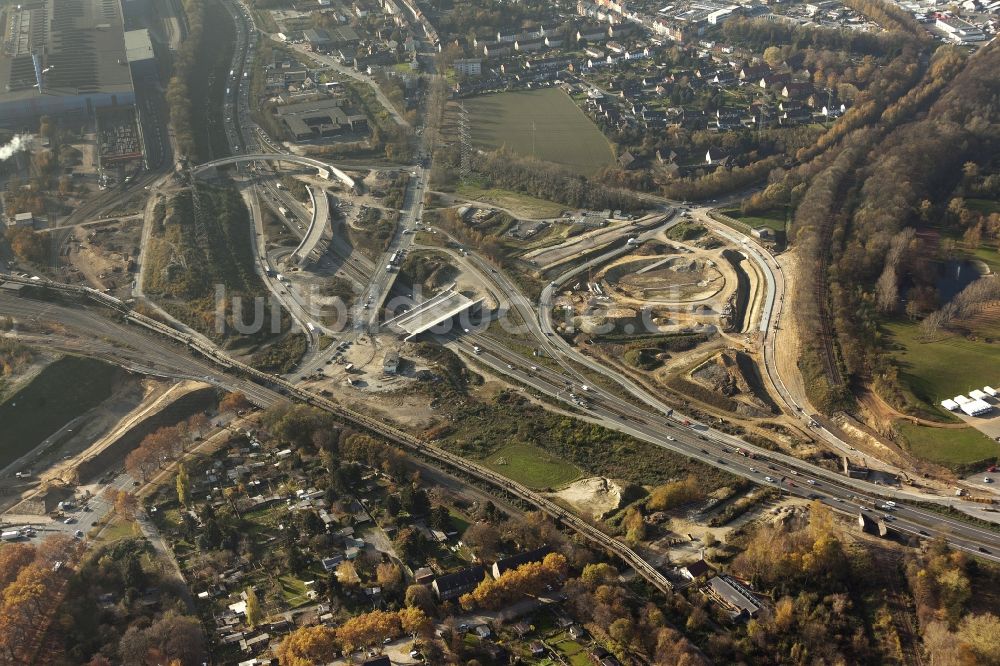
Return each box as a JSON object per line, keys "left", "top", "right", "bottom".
{"left": 193, "top": 154, "right": 357, "bottom": 269}
{"left": 384, "top": 285, "right": 484, "bottom": 340}
{"left": 191, "top": 153, "right": 357, "bottom": 190}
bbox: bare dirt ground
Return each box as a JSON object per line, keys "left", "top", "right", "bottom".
{"left": 772, "top": 250, "right": 811, "bottom": 411}
{"left": 547, "top": 477, "right": 622, "bottom": 519}
{"left": 0, "top": 343, "right": 56, "bottom": 400}
{"left": 57, "top": 218, "right": 142, "bottom": 292}
{"left": 36, "top": 376, "right": 164, "bottom": 485}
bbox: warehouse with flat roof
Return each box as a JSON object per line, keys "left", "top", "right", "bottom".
{"left": 0, "top": 0, "right": 135, "bottom": 127}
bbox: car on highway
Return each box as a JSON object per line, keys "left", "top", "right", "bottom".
{"left": 666, "top": 436, "right": 676, "bottom": 441}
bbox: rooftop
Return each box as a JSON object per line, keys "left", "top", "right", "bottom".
{"left": 492, "top": 545, "right": 553, "bottom": 577}
{"left": 123, "top": 29, "right": 154, "bottom": 64}
{"left": 0, "top": 0, "right": 133, "bottom": 102}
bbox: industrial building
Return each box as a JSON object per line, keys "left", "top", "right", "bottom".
{"left": 123, "top": 28, "right": 156, "bottom": 82}
{"left": 0, "top": 0, "right": 136, "bottom": 127}
{"left": 275, "top": 97, "right": 368, "bottom": 141}
{"left": 935, "top": 16, "right": 986, "bottom": 43}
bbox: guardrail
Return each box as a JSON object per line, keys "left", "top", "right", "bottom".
{"left": 1, "top": 275, "right": 674, "bottom": 594}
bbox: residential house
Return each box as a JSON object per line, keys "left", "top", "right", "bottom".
{"left": 822, "top": 102, "right": 847, "bottom": 118}
{"left": 321, "top": 554, "right": 344, "bottom": 571}
{"left": 413, "top": 567, "right": 434, "bottom": 584}
{"left": 431, "top": 566, "right": 486, "bottom": 601}
{"left": 577, "top": 24, "right": 609, "bottom": 42}
{"left": 705, "top": 147, "right": 728, "bottom": 165}
{"left": 453, "top": 58, "right": 482, "bottom": 77}
{"left": 514, "top": 38, "right": 546, "bottom": 52}
{"left": 738, "top": 64, "right": 769, "bottom": 81}
{"left": 781, "top": 82, "right": 813, "bottom": 99}
{"left": 759, "top": 73, "right": 790, "bottom": 89}
{"left": 491, "top": 546, "right": 553, "bottom": 579}
{"left": 682, "top": 559, "right": 711, "bottom": 580}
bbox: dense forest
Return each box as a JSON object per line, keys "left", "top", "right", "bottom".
{"left": 756, "top": 42, "right": 1000, "bottom": 413}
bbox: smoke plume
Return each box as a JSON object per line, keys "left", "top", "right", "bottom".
{"left": 0, "top": 134, "right": 34, "bottom": 161}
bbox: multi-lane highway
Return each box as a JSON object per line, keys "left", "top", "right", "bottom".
{"left": 447, "top": 333, "right": 1000, "bottom": 561}
{"left": 6, "top": 277, "right": 998, "bottom": 562}
{"left": 359, "top": 165, "right": 427, "bottom": 328}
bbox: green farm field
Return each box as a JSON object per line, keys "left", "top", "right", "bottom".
{"left": 896, "top": 421, "right": 999, "bottom": 468}
{"left": 464, "top": 88, "right": 615, "bottom": 175}
{"left": 482, "top": 443, "right": 581, "bottom": 490}
{"left": 883, "top": 319, "right": 1000, "bottom": 419}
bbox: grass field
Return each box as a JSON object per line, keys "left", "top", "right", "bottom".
{"left": 455, "top": 184, "right": 566, "bottom": 219}
{"left": 883, "top": 320, "right": 1000, "bottom": 417}
{"left": 482, "top": 443, "right": 581, "bottom": 490}
{"left": 721, "top": 206, "right": 788, "bottom": 232}
{"left": 933, "top": 220, "right": 1000, "bottom": 273}
{"left": 0, "top": 356, "right": 116, "bottom": 468}
{"left": 464, "top": 88, "right": 615, "bottom": 175}
{"left": 896, "top": 421, "right": 1000, "bottom": 467}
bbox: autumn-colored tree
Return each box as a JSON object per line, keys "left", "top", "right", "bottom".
{"left": 461, "top": 522, "right": 501, "bottom": 561}
{"left": 0, "top": 562, "right": 56, "bottom": 661}
{"left": 580, "top": 562, "right": 619, "bottom": 589}
{"left": 336, "top": 560, "right": 360, "bottom": 587}
{"left": 114, "top": 491, "right": 138, "bottom": 519}
{"left": 187, "top": 413, "right": 211, "bottom": 438}
{"left": 647, "top": 476, "right": 704, "bottom": 511}
{"left": 398, "top": 606, "right": 433, "bottom": 638}
{"left": 176, "top": 464, "right": 191, "bottom": 508}
{"left": 622, "top": 507, "right": 646, "bottom": 545}
{"left": 220, "top": 392, "right": 251, "bottom": 414}
{"left": 3, "top": 228, "right": 46, "bottom": 263}
{"left": 404, "top": 584, "right": 436, "bottom": 616}
{"left": 335, "top": 609, "right": 401, "bottom": 652}
{"left": 276, "top": 625, "right": 338, "bottom": 666}
{"left": 0, "top": 543, "right": 37, "bottom": 592}
{"left": 245, "top": 586, "right": 263, "bottom": 628}
{"left": 376, "top": 562, "right": 403, "bottom": 593}
{"left": 461, "top": 553, "right": 568, "bottom": 611}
